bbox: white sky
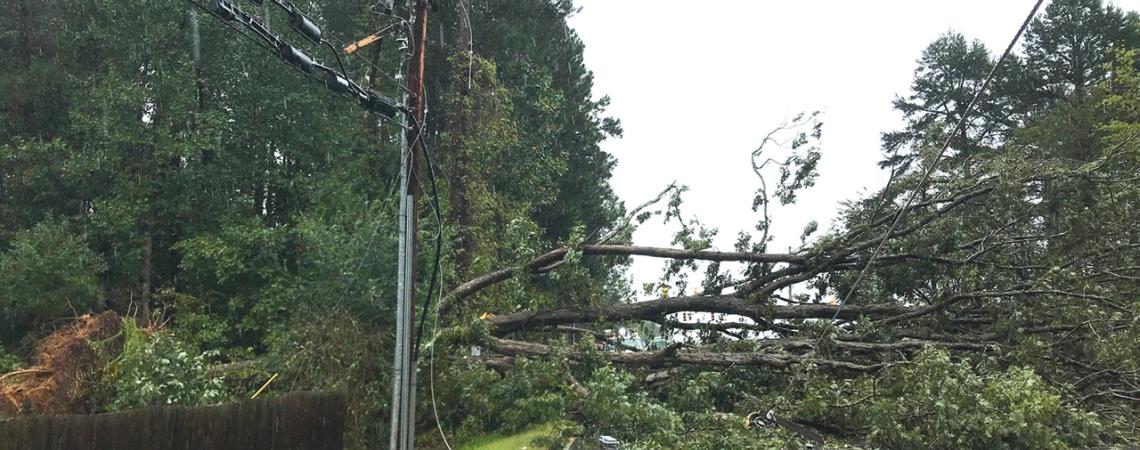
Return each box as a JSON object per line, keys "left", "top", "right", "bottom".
{"left": 566, "top": 0, "right": 1140, "bottom": 298}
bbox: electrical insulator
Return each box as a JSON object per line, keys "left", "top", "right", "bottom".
{"left": 278, "top": 44, "right": 315, "bottom": 73}
{"left": 287, "top": 6, "right": 322, "bottom": 43}
{"left": 324, "top": 72, "right": 353, "bottom": 95}
{"left": 360, "top": 89, "right": 401, "bottom": 120}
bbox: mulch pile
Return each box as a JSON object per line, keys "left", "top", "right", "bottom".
{"left": 0, "top": 312, "right": 122, "bottom": 416}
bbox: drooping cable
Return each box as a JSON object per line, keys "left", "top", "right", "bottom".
{"left": 323, "top": 39, "right": 353, "bottom": 89}
{"left": 829, "top": 0, "right": 1047, "bottom": 322}
{"left": 412, "top": 86, "right": 452, "bottom": 447}
{"left": 426, "top": 183, "right": 454, "bottom": 450}
{"left": 409, "top": 112, "right": 443, "bottom": 361}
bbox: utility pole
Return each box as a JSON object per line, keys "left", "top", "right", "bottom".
{"left": 390, "top": 1, "right": 428, "bottom": 449}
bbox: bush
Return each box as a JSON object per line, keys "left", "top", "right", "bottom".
{"left": 0, "top": 346, "right": 24, "bottom": 372}
{"left": 262, "top": 309, "right": 389, "bottom": 449}
{"left": 96, "top": 318, "right": 226, "bottom": 411}
{"left": 861, "top": 349, "right": 1099, "bottom": 449}
{"left": 0, "top": 220, "right": 106, "bottom": 329}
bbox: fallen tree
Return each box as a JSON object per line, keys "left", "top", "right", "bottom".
{"left": 436, "top": 137, "right": 1140, "bottom": 442}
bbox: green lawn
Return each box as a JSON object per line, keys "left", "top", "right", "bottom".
{"left": 459, "top": 423, "right": 561, "bottom": 450}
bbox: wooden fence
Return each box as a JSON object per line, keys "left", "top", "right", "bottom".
{"left": 0, "top": 391, "right": 346, "bottom": 450}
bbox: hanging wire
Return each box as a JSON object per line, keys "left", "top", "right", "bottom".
{"left": 415, "top": 91, "right": 452, "bottom": 448}
{"left": 829, "top": 0, "right": 1047, "bottom": 323}
{"left": 428, "top": 261, "right": 454, "bottom": 450}
{"left": 323, "top": 38, "right": 353, "bottom": 83}
{"left": 408, "top": 112, "right": 444, "bottom": 360}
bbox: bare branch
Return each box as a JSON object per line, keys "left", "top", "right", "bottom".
{"left": 439, "top": 246, "right": 806, "bottom": 317}
{"left": 581, "top": 245, "right": 805, "bottom": 265}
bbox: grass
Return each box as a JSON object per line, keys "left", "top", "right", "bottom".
{"left": 459, "top": 422, "right": 561, "bottom": 450}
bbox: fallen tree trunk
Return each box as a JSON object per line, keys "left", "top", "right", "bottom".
{"left": 484, "top": 337, "right": 887, "bottom": 371}
{"left": 486, "top": 295, "right": 911, "bottom": 335}
{"left": 438, "top": 245, "right": 809, "bottom": 315}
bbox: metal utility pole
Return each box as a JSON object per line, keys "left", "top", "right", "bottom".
{"left": 391, "top": 1, "right": 428, "bottom": 449}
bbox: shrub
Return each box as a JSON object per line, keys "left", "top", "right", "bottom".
{"left": 97, "top": 318, "right": 225, "bottom": 410}
{"left": 0, "top": 220, "right": 105, "bottom": 328}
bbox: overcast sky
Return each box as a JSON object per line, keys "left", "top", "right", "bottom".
{"left": 565, "top": 0, "right": 1140, "bottom": 298}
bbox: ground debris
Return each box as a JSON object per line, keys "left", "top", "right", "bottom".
{"left": 0, "top": 312, "right": 122, "bottom": 416}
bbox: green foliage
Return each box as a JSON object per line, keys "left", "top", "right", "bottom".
{"left": 97, "top": 318, "right": 226, "bottom": 411}
{"left": 449, "top": 358, "right": 567, "bottom": 436}
{"left": 262, "top": 309, "right": 389, "bottom": 448}
{"left": 792, "top": 349, "right": 1100, "bottom": 449}
{"left": 459, "top": 422, "right": 563, "bottom": 450}
{"left": 0, "top": 220, "right": 106, "bottom": 333}
{"left": 0, "top": 346, "right": 25, "bottom": 373}
{"left": 574, "top": 366, "right": 681, "bottom": 442}
{"left": 176, "top": 220, "right": 289, "bottom": 298}
{"left": 639, "top": 412, "right": 801, "bottom": 450}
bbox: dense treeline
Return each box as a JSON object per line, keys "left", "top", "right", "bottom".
{"left": 1, "top": 0, "right": 1139, "bottom": 448}
{"left": 0, "top": 0, "right": 622, "bottom": 447}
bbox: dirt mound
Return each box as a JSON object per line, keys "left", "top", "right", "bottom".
{"left": 0, "top": 311, "right": 122, "bottom": 416}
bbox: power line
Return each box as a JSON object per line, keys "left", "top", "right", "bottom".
{"left": 410, "top": 114, "right": 442, "bottom": 361}
{"left": 248, "top": 0, "right": 404, "bottom": 93}
{"left": 193, "top": 0, "right": 404, "bottom": 119}
{"left": 829, "top": 0, "right": 1047, "bottom": 322}
{"left": 186, "top": 0, "right": 276, "bottom": 55}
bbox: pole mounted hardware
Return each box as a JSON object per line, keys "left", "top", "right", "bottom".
{"left": 360, "top": 89, "right": 402, "bottom": 120}
{"left": 285, "top": 5, "right": 322, "bottom": 43}
{"left": 344, "top": 24, "right": 399, "bottom": 55}
{"left": 247, "top": 0, "right": 322, "bottom": 44}
{"left": 202, "top": 0, "right": 405, "bottom": 119}
{"left": 279, "top": 44, "right": 315, "bottom": 73}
